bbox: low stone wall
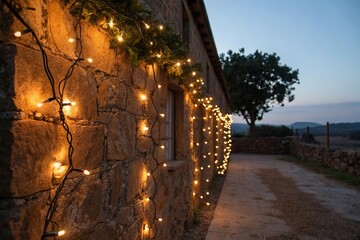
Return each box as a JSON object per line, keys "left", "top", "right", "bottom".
{"left": 232, "top": 137, "right": 360, "bottom": 176}
{"left": 290, "top": 140, "right": 360, "bottom": 176}
{"left": 231, "top": 137, "right": 291, "bottom": 155}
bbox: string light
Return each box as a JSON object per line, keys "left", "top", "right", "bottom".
{"left": 14, "top": 29, "right": 31, "bottom": 37}
{"left": 3, "top": 0, "right": 234, "bottom": 238}
{"left": 109, "top": 18, "right": 114, "bottom": 28}
{"left": 117, "top": 35, "right": 124, "bottom": 42}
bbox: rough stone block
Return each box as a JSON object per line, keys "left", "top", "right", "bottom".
{"left": 109, "top": 164, "right": 124, "bottom": 207}
{"left": 132, "top": 63, "right": 147, "bottom": 89}
{"left": 0, "top": 120, "right": 64, "bottom": 196}
{"left": 0, "top": 192, "right": 48, "bottom": 240}
{"left": 98, "top": 78, "right": 127, "bottom": 109}
{"left": 107, "top": 111, "right": 136, "bottom": 161}
{"left": 126, "top": 158, "right": 146, "bottom": 202}
{"left": 126, "top": 87, "right": 145, "bottom": 116}
{"left": 0, "top": 43, "right": 97, "bottom": 120}
{"left": 80, "top": 22, "right": 116, "bottom": 74}
{"left": 71, "top": 124, "right": 105, "bottom": 170}
{"left": 55, "top": 178, "right": 104, "bottom": 237}
{"left": 47, "top": 0, "right": 77, "bottom": 58}
{"left": 116, "top": 53, "right": 132, "bottom": 83}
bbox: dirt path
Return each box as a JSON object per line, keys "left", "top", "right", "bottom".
{"left": 258, "top": 168, "right": 360, "bottom": 239}
{"left": 205, "top": 153, "right": 360, "bottom": 240}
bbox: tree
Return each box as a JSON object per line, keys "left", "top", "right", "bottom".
{"left": 220, "top": 48, "right": 299, "bottom": 136}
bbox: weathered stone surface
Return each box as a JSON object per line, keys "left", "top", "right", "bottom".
{"left": 1, "top": 120, "right": 63, "bottom": 196}
{"left": 132, "top": 63, "right": 147, "bottom": 89}
{"left": 290, "top": 139, "right": 360, "bottom": 176}
{"left": 80, "top": 22, "right": 116, "bottom": 74}
{"left": 107, "top": 111, "right": 136, "bottom": 161}
{"left": 0, "top": 43, "right": 97, "bottom": 120}
{"left": 87, "top": 223, "right": 117, "bottom": 240}
{"left": 0, "top": 111, "right": 27, "bottom": 120}
{"left": 109, "top": 164, "right": 124, "bottom": 207}
{"left": 116, "top": 53, "right": 132, "bottom": 83}
{"left": 54, "top": 178, "right": 103, "bottom": 238}
{"left": 98, "top": 78, "right": 127, "bottom": 109}
{"left": 71, "top": 124, "right": 105, "bottom": 170}
{"left": 0, "top": 192, "right": 48, "bottom": 240}
{"left": 126, "top": 87, "right": 145, "bottom": 116}
{"left": 126, "top": 158, "right": 146, "bottom": 202}
{"left": 47, "top": 0, "right": 77, "bottom": 58}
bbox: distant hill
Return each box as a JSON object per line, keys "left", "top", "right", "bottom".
{"left": 289, "top": 122, "right": 322, "bottom": 129}
{"left": 231, "top": 123, "right": 249, "bottom": 135}
{"left": 294, "top": 122, "right": 360, "bottom": 137}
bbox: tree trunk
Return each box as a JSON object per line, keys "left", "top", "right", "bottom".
{"left": 248, "top": 108, "right": 256, "bottom": 137}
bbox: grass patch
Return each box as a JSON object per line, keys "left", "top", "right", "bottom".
{"left": 278, "top": 155, "right": 360, "bottom": 187}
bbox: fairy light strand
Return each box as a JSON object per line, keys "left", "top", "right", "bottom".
{"left": 3, "top": 0, "right": 233, "bottom": 239}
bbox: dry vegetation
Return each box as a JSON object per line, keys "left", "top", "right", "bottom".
{"left": 315, "top": 136, "right": 360, "bottom": 151}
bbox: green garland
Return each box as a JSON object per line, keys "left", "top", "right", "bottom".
{"left": 66, "top": 0, "right": 202, "bottom": 83}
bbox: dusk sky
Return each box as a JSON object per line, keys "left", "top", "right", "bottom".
{"left": 204, "top": 0, "right": 360, "bottom": 125}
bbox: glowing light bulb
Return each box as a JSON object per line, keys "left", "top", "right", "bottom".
{"left": 14, "top": 29, "right": 31, "bottom": 37}
{"left": 163, "top": 163, "right": 167, "bottom": 167}
{"left": 143, "top": 224, "right": 150, "bottom": 233}
{"left": 160, "top": 145, "right": 165, "bottom": 149}
{"left": 208, "top": 165, "right": 211, "bottom": 168}
{"left": 117, "top": 35, "right": 124, "bottom": 42}
{"left": 140, "top": 94, "right": 147, "bottom": 101}
{"left": 196, "top": 143, "right": 200, "bottom": 146}
{"left": 193, "top": 90, "right": 197, "bottom": 94}
{"left": 192, "top": 71, "right": 196, "bottom": 76}
{"left": 37, "top": 102, "right": 43, "bottom": 108}
{"left": 147, "top": 172, "right": 151, "bottom": 177}
{"left": 200, "top": 195, "right": 203, "bottom": 199}
{"left": 53, "top": 162, "right": 61, "bottom": 169}
{"left": 157, "top": 53, "right": 161, "bottom": 58}
{"left": 159, "top": 113, "right": 165, "bottom": 118}
{"left": 204, "top": 141, "right": 208, "bottom": 144}
{"left": 150, "top": 41, "right": 153, "bottom": 45}
{"left": 83, "top": 170, "right": 90, "bottom": 175}
{"left": 206, "top": 192, "right": 209, "bottom": 195}
{"left": 206, "top": 179, "right": 209, "bottom": 182}
{"left": 176, "top": 62, "right": 181, "bottom": 67}
{"left": 58, "top": 230, "right": 65, "bottom": 236}
{"left": 195, "top": 168, "right": 199, "bottom": 172}
{"left": 109, "top": 19, "right": 114, "bottom": 28}
{"left": 206, "top": 202, "right": 210, "bottom": 206}
{"left": 159, "top": 25, "right": 164, "bottom": 30}
{"left": 145, "top": 197, "right": 150, "bottom": 202}
{"left": 68, "top": 38, "right": 75, "bottom": 43}
{"left": 14, "top": 31, "right": 22, "bottom": 37}
{"left": 194, "top": 180, "right": 198, "bottom": 185}
{"left": 144, "top": 23, "right": 150, "bottom": 29}
{"left": 187, "top": 58, "right": 191, "bottom": 63}
{"left": 87, "top": 58, "right": 93, "bottom": 63}
{"left": 193, "top": 192, "right": 196, "bottom": 196}
{"left": 143, "top": 126, "right": 149, "bottom": 132}
{"left": 158, "top": 218, "right": 163, "bottom": 222}
{"left": 158, "top": 84, "right": 162, "bottom": 88}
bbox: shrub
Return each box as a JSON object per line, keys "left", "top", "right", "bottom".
{"left": 232, "top": 132, "right": 246, "bottom": 138}
{"left": 349, "top": 130, "right": 360, "bottom": 141}
{"left": 253, "top": 125, "right": 293, "bottom": 137}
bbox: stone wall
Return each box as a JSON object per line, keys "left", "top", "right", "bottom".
{"left": 231, "top": 137, "right": 291, "bottom": 155}
{"left": 290, "top": 140, "right": 360, "bottom": 176}
{"left": 231, "top": 137, "right": 360, "bottom": 176}
{"left": 0, "top": 0, "right": 230, "bottom": 239}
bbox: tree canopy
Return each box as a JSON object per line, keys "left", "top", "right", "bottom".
{"left": 220, "top": 48, "right": 299, "bottom": 135}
